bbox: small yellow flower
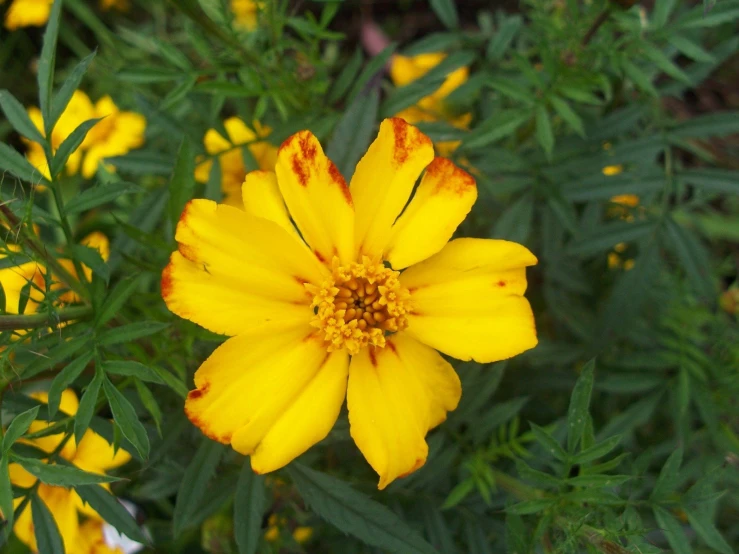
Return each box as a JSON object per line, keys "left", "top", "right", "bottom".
{"left": 98, "top": 0, "right": 129, "bottom": 12}
{"left": 24, "top": 90, "right": 146, "bottom": 180}
{"left": 162, "top": 118, "right": 537, "bottom": 489}
{"left": 9, "top": 390, "right": 131, "bottom": 554}
{"left": 292, "top": 526, "right": 313, "bottom": 543}
{"left": 3, "top": 0, "right": 53, "bottom": 30}
{"left": 231, "top": 0, "right": 258, "bottom": 30}
{"left": 601, "top": 164, "right": 623, "bottom": 176}
{"left": 194, "top": 117, "right": 277, "bottom": 208}
{"left": 389, "top": 52, "right": 470, "bottom": 156}
{"left": 610, "top": 194, "right": 640, "bottom": 208}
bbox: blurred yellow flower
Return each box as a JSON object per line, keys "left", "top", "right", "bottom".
{"left": 9, "top": 390, "right": 131, "bottom": 554}
{"left": 601, "top": 164, "right": 623, "bottom": 176}
{"left": 610, "top": 194, "right": 640, "bottom": 207}
{"left": 292, "top": 526, "right": 313, "bottom": 543}
{"left": 231, "top": 0, "right": 258, "bottom": 29}
{"left": 389, "top": 52, "right": 470, "bottom": 156}
{"left": 4, "top": 0, "right": 128, "bottom": 30}
{"left": 163, "top": 118, "right": 537, "bottom": 489}
{"left": 25, "top": 90, "right": 146, "bottom": 180}
{"left": 194, "top": 117, "right": 278, "bottom": 208}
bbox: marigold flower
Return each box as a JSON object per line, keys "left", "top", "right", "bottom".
{"left": 25, "top": 91, "right": 145, "bottom": 180}
{"left": 231, "top": 0, "right": 259, "bottom": 30}
{"left": 9, "top": 390, "right": 131, "bottom": 553}
{"left": 194, "top": 117, "right": 277, "bottom": 207}
{"left": 4, "top": 0, "right": 128, "bottom": 29}
{"left": 389, "top": 53, "right": 471, "bottom": 156}
{"left": 162, "top": 118, "right": 537, "bottom": 488}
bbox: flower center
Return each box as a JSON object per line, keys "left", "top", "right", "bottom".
{"left": 307, "top": 257, "right": 411, "bottom": 354}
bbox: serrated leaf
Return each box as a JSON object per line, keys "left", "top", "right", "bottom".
{"left": 506, "top": 499, "right": 554, "bottom": 515}
{"left": 168, "top": 137, "right": 196, "bottom": 229}
{"left": 37, "top": 0, "right": 63, "bottom": 134}
{"left": 441, "top": 479, "right": 476, "bottom": 510}
{"left": 76, "top": 484, "right": 148, "bottom": 544}
{"left": 668, "top": 35, "right": 715, "bottom": 63}
{"left": 327, "top": 87, "right": 379, "bottom": 181}
{"left": 64, "top": 182, "right": 140, "bottom": 214}
{"left": 566, "top": 220, "right": 656, "bottom": 257}
{"left": 102, "top": 378, "right": 149, "bottom": 459}
{"left": 651, "top": 447, "right": 683, "bottom": 500}
{"left": 0, "top": 456, "right": 14, "bottom": 532}
{"left": 429, "top": 0, "right": 458, "bottom": 28}
{"left": 14, "top": 456, "right": 121, "bottom": 486}
{"left": 234, "top": 459, "right": 265, "bottom": 554}
{"left": 643, "top": 44, "right": 691, "bottom": 84}
{"left": 328, "top": 48, "right": 363, "bottom": 103}
{"left": 0, "top": 90, "right": 46, "bottom": 145}
{"left": 567, "top": 359, "right": 594, "bottom": 452}
{"left": 31, "top": 494, "right": 65, "bottom": 554}
{"left": 173, "top": 439, "right": 224, "bottom": 536}
{"left": 535, "top": 105, "right": 554, "bottom": 155}
{"left": 684, "top": 508, "right": 733, "bottom": 554}
{"left": 664, "top": 218, "right": 714, "bottom": 301}
{"left": 133, "top": 379, "right": 162, "bottom": 435}
{"left": 348, "top": 44, "right": 396, "bottom": 102}
{"left": 102, "top": 361, "right": 165, "bottom": 384}
{"left": 46, "top": 354, "right": 92, "bottom": 419}
{"left": 516, "top": 461, "right": 561, "bottom": 488}
{"left": 50, "top": 118, "right": 102, "bottom": 178}
{"left": 287, "top": 463, "right": 439, "bottom": 554}
{"left": 97, "top": 321, "right": 169, "bottom": 346}
{"left": 95, "top": 275, "right": 142, "bottom": 327}
{"left": 622, "top": 60, "right": 658, "bottom": 96}
{"left": 2, "top": 406, "right": 40, "bottom": 452}
{"left": 0, "top": 143, "right": 47, "bottom": 185}
{"left": 679, "top": 168, "right": 739, "bottom": 194}
{"left": 48, "top": 50, "right": 97, "bottom": 131}
{"left": 461, "top": 110, "right": 529, "bottom": 150}
{"left": 530, "top": 423, "right": 567, "bottom": 461}
{"left": 571, "top": 434, "right": 622, "bottom": 464}
{"left": 550, "top": 96, "right": 585, "bottom": 137}
{"left": 71, "top": 244, "right": 109, "bottom": 282}
{"left": 653, "top": 506, "right": 693, "bottom": 554}
{"left": 567, "top": 474, "right": 631, "bottom": 487}
{"left": 669, "top": 112, "right": 739, "bottom": 139}
{"left": 487, "top": 15, "right": 522, "bottom": 60}
{"left": 75, "top": 369, "right": 103, "bottom": 444}
{"left": 23, "top": 335, "right": 88, "bottom": 379}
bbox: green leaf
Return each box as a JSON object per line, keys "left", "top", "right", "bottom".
{"left": 381, "top": 76, "right": 446, "bottom": 118}
{"left": 567, "top": 359, "right": 595, "bottom": 452}
{"left": 668, "top": 35, "right": 715, "bottom": 63}
{"left": 95, "top": 275, "right": 142, "bottom": 327}
{"left": 684, "top": 508, "right": 733, "bottom": 554}
{"left": 679, "top": 168, "right": 739, "bottom": 194}
{"left": 168, "top": 137, "right": 196, "bottom": 230}
{"left": 23, "top": 335, "right": 88, "bottom": 379}
{"left": 0, "top": 143, "right": 48, "bottom": 185}
{"left": 71, "top": 243, "right": 109, "bottom": 282}
{"left": 134, "top": 379, "right": 162, "bottom": 434}
{"left": 669, "top": 112, "right": 739, "bottom": 139}
{"left": 643, "top": 44, "right": 691, "bottom": 84}
{"left": 441, "top": 479, "right": 476, "bottom": 510}
{"left": 287, "top": 462, "right": 439, "bottom": 554}
{"left": 328, "top": 48, "right": 364, "bottom": 103}
{"left": 651, "top": 0, "right": 678, "bottom": 28}
{"left": 102, "top": 361, "right": 165, "bottom": 385}
{"left": 492, "top": 193, "right": 534, "bottom": 244}
{"left": 38, "top": 0, "right": 64, "bottom": 135}
{"left": 622, "top": 60, "right": 658, "bottom": 96}
{"left": 487, "top": 15, "right": 522, "bottom": 60}
{"left": 651, "top": 447, "right": 683, "bottom": 500}
{"left": 535, "top": 105, "right": 554, "bottom": 155}
{"left": 74, "top": 369, "right": 103, "bottom": 444}
{"left": 664, "top": 218, "right": 715, "bottom": 301}
{"left": 50, "top": 118, "right": 102, "bottom": 178}
{"left": 566, "top": 220, "right": 656, "bottom": 257}
{"left": 653, "top": 506, "right": 693, "bottom": 554}
{"left": 97, "top": 321, "right": 169, "bottom": 346}
{"left": 65, "top": 182, "right": 140, "bottom": 214}
{"left": 48, "top": 352, "right": 95, "bottom": 419}
{"left": 676, "top": 1, "right": 739, "bottom": 28}
{"left": 31, "top": 494, "right": 65, "bottom": 554}
{"left": 48, "top": 50, "right": 96, "bottom": 131}
{"left": 76, "top": 484, "right": 148, "bottom": 544}
{"left": 429, "top": 0, "right": 458, "bottom": 28}
{"left": 567, "top": 474, "right": 632, "bottom": 487}
{"left": 506, "top": 499, "right": 554, "bottom": 515}
{"left": 461, "top": 110, "right": 529, "bottom": 150}
{"left": 550, "top": 96, "right": 585, "bottom": 137}
{"left": 14, "top": 456, "right": 121, "bottom": 486}
{"left": 571, "top": 434, "right": 622, "bottom": 465}
{"left": 327, "top": 88, "right": 379, "bottom": 181}
{"left": 486, "top": 77, "right": 535, "bottom": 104}
{"left": 234, "top": 459, "right": 266, "bottom": 554}
{"left": 0, "top": 90, "right": 46, "bottom": 145}
{"left": 515, "top": 461, "right": 561, "bottom": 488}
{"left": 173, "top": 439, "right": 224, "bottom": 536}
{"left": 348, "top": 44, "right": 396, "bottom": 102}
{"left": 530, "top": 423, "right": 567, "bottom": 461}
{"left": 102, "top": 377, "right": 149, "bottom": 459}
{"left": 2, "top": 406, "right": 40, "bottom": 452}
{"left": 0, "top": 456, "right": 14, "bottom": 533}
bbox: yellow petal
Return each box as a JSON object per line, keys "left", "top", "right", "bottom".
{"left": 0, "top": 261, "right": 44, "bottom": 315}
{"left": 9, "top": 463, "right": 36, "bottom": 488}
{"left": 73, "top": 430, "right": 131, "bottom": 474}
{"left": 4, "top": 0, "right": 52, "bottom": 30}
{"left": 275, "top": 130, "right": 354, "bottom": 265}
{"left": 348, "top": 335, "right": 458, "bottom": 489}
{"left": 400, "top": 238, "right": 538, "bottom": 363}
{"left": 185, "top": 328, "right": 348, "bottom": 472}
{"left": 203, "top": 128, "right": 231, "bottom": 155}
{"left": 13, "top": 485, "right": 80, "bottom": 553}
{"left": 385, "top": 157, "right": 477, "bottom": 269}
{"left": 241, "top": 170, "right": 295, "bottom": 235}
{"left": 163, "top": 199, "right": 325, "bottom": 336}
{"left": 351, "top": 118, "right": 434, "bottom": 260}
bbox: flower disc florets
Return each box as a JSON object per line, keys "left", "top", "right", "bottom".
{"left": 307, "top": 256, "right": 411, "bottom": 354}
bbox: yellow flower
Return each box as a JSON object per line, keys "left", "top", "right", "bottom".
{"left": 231, "top": 0, "right": 258, "bottom": 29}
{"left": 3, "top": 0, "right": 53, "bottom": 30}
{"left": 610, "top": 194, "right": 640, "bottom": 208}
{"left": 162, "top": 118, "right": 538, "bottom": 488}
{"left": 389, "top": 53, "right": 470, "bottom": 156}
{"left": 24, "top": 91, "right": 146, "bottom": 180}
{"left": 601, "top": 164, "right": 623, "bottom": 176}
{"left": 194, "top": 117, "right": 278, "bottom": 208}
{"left": 292, "top": 526, "right": 313, "bottom": 543}
{"left": 0, "top": 254, "right": 44, "bottom": 316}
{"left": 10, "top": 390, "right": 131, "bottom": 554}
{"left": 99, "top": 0, "right": 129, "bottom": 12}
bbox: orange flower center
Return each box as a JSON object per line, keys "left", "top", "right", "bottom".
{"left": 307, "top": 257, "right": 411, "bottom": 354}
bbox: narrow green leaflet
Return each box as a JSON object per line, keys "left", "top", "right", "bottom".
{"left": 234, "top": 459, "right": 266, "bottom": 554}
{"left": 2, "top": 406, "right": 40, "bottom": 452}
{"left": 429, "top": 0, "right": 458, "bottom": 28}
{"left": 506, "top": 499, "right": 554, "bottom": 515}
{"left": 550, "top": 96, "right": 585, "bottom": 137}
{"left": 168, "top": 137, "right": 196, "bottom": 229}
{"left": 529, "top": 423, "right": 567, "bottom": 461}
{"left": 493, "top": 193, "right": 534, "bottom": 244}
{"left": 14, "top": 456, "right": 121, "bottom": 486}
{"left": 651, "top": 447, "right": 683, "bottom": 500}
{"left": 669, "top": 111, "right": 739, "bottom": 139}
{"left": 64, "top": 182, "right": 140, "bottom": 214}
{"left": 535, "top": 105, "right": 554, "bottom": 155}
{"left": 0, "top": 143, "right": 48, "bottom": 185}
{"left": 31, "top": 494, "right": 65, "bottom": 554}
{"left": 653, "top": 506, "right": 693, "bottom": 554}
{"left": 287, "top": 463, "right": 439, "bottom": 554}
{"left": 326, "top": 87, "right": 379, "bottom": 181}
{"left": 102, "top": 377, "right": 150, "bottom": 459}
{"left": 0, "top": 456, "right": 14, "bottom": 533}
{"left": 668, "top": 35, "right": 715, "bottom": 63}
{"left": 50, "top": 118, "right": 102, "bottom": 178}
{"left": 134, "top": 379, "right": 162, "bottom": 434}
{"left": 571, "top": 434, "right": 622, "bottom": 465}
{"left": 461, "top": 110, "right": 529, "bottom": 150}
{"left": 71, "top": 244, "right": 109, "bottom": 282}
{"left": 23, "top": 335, "right": 88, "bottom": 380}
{"left": 679, "top": 168, "right": 739, "bottom": 195}
{"left": 0, "top": 90, "right": 46, "bottom": 145}
{"left": 97, "top": 321, "right": 169, "bottom": 346}
{"left": 487, "top": 15, "right": 522, "bottom": 60}
{"left": 348, "top": 44, "right": 396, "bottom": 102}
{"left": 102, "top": 361, "right": 165, "bottom": 384}
{"left": 94, "top": 275, "right": 142, "bottom": 327}
{"left": 38, "top": 0, "right": 64, "bottom": 134}
{"left": 566, "top": 220, "right": 656, "bottom": 257}
{"left": 622, "top": 59, "right": 658, "bottom": 97}
{"left": 75, "top": 369, "right": 103, "bottom": 443}
{"left": 643, "top": 43, "right": 691, "bottom": 84}
{"left": 684, "top": 508, "right": 733, "bottom": 554}
{"left": 76, "top": 484, "right": 148, "bottom": 544}
{"left": 48, "top": 352, "right": 95, "bottom": 419}
{"left": 567, "top": 359, "right": 594, "bottom": 452}
{"left": 664, "top": 218, "right": 715, "bottom": 302}
{"left": 328, "top": 47, "right": 363, "bottom": 103}
{"left": 173, "top": 440, "right": 224, "bottom": 536}
{"left": 48, "top": 50, "right": 97, "bottom": 131}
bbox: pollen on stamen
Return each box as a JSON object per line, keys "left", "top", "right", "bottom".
{"left": 307, "top": 256, "right": 411, "bottom": 355}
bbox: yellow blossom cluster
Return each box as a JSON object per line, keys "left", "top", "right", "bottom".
{"left": 3, "top": 0, "right": 128, "bottom": 30}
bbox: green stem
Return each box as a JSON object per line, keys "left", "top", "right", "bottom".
{"left": 48, "top": 179, "right": 89, "bottom": 291}
{"left": 0, "top": 306, "right": 92, "bottom": 331}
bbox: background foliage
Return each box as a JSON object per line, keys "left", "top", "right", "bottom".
{"left": 1, "top": 0, "right": 738, "bottom": 552}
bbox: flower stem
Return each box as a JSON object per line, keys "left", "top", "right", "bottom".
{"left": 0, "top": 306, "right": 92, "bottom": 331}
